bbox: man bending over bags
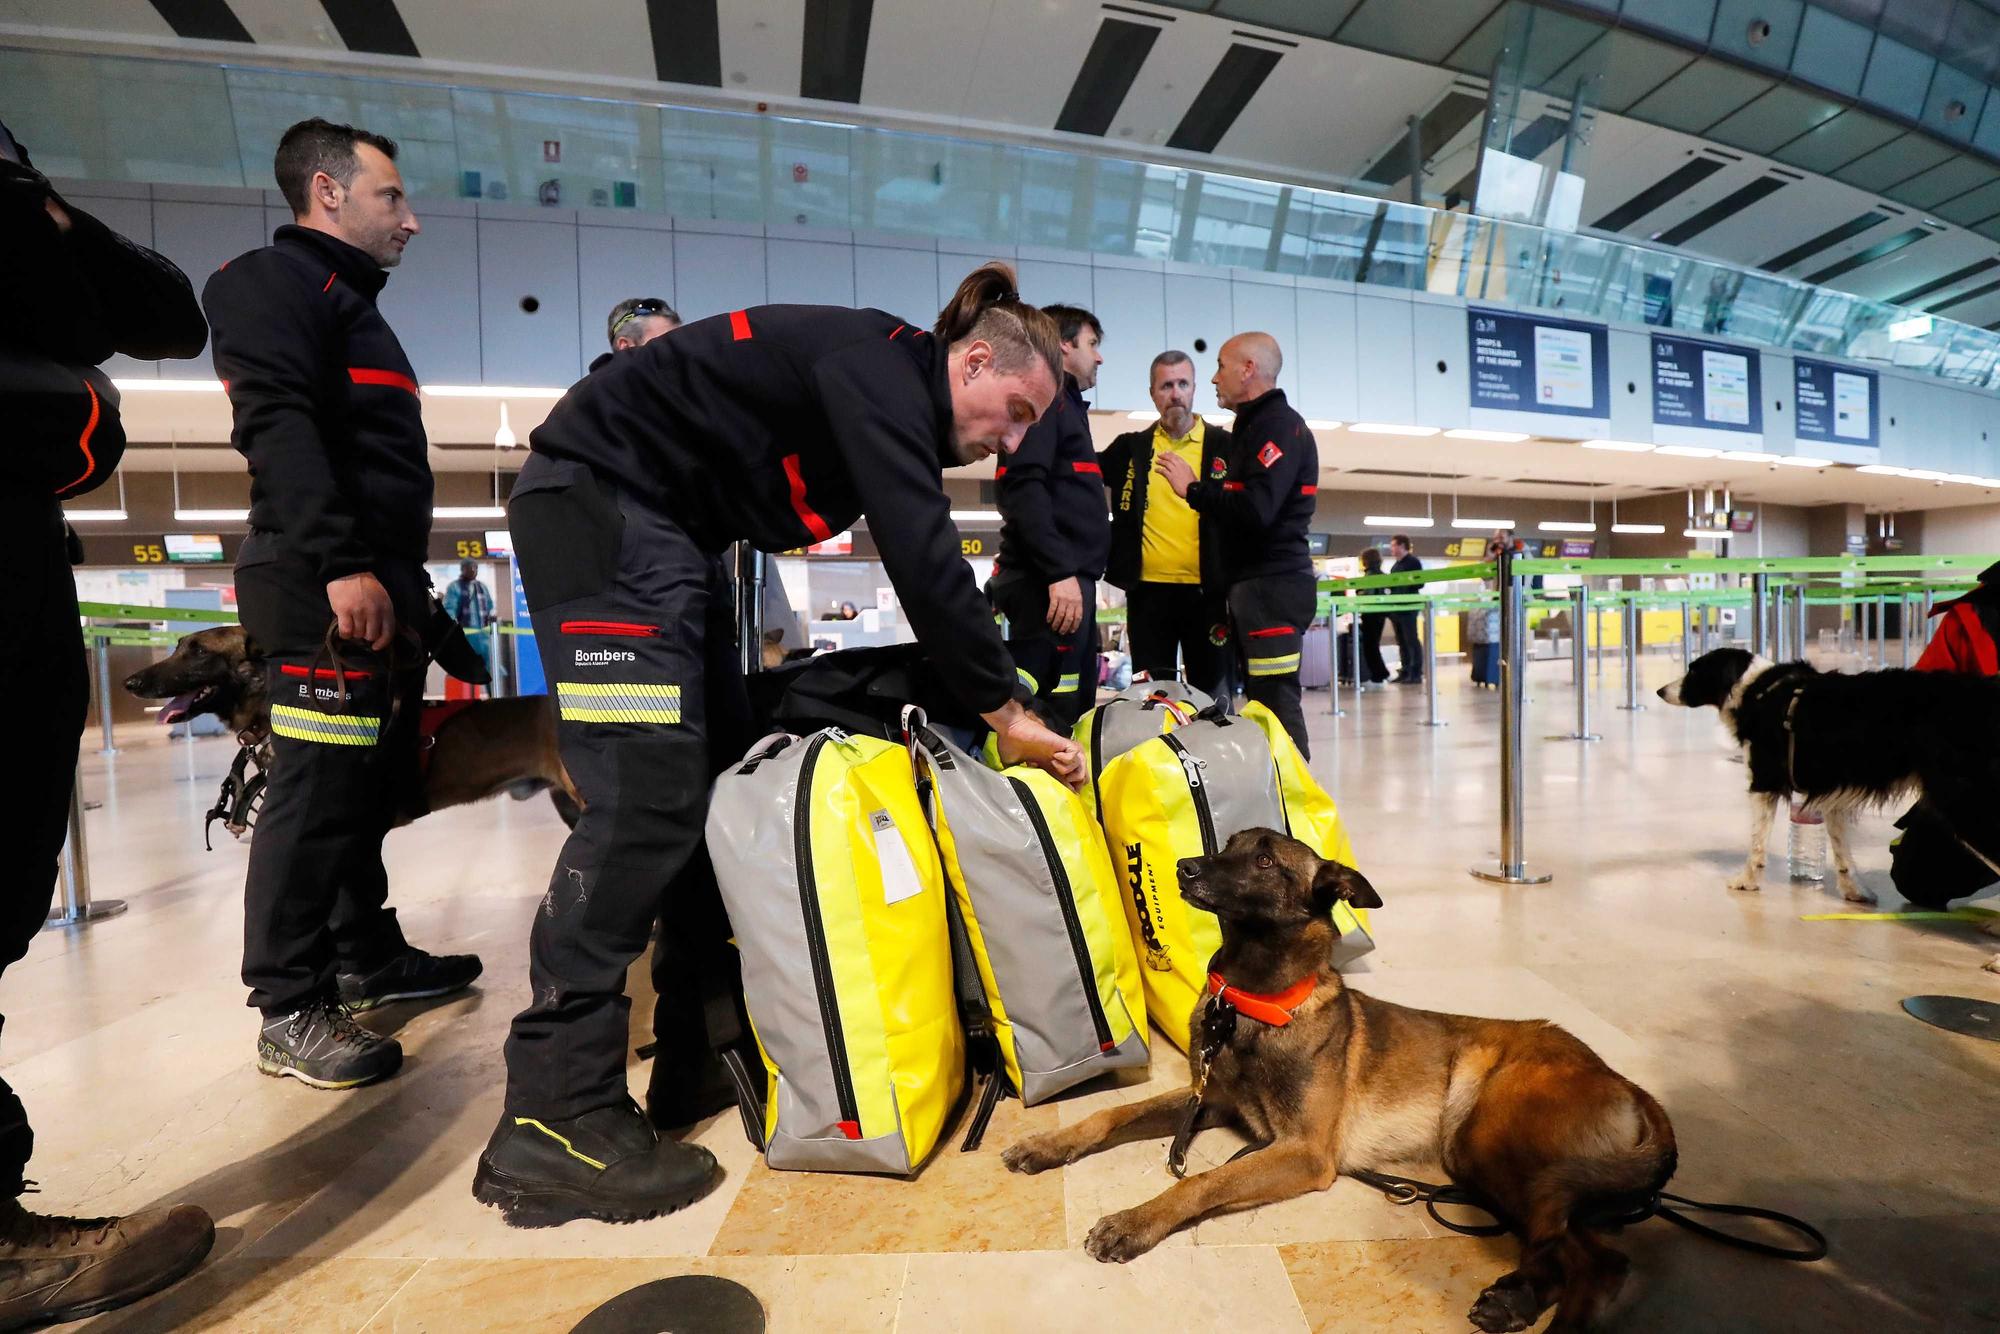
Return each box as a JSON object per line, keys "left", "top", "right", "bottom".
{"left": 473, "top": 263, "right": 1087, "bottom": 1228}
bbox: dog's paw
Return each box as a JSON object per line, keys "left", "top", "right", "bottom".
{"left": 1001, "top": 1135, "right": 1070, "bottom": 1175}
{"left": 1724, "top": 871, "right": 1762, "bottom": 894}
{"left": 1468, "top": 1278, "right": 1540, "bottom": 1333}
{"left": 1084, "top": 1209, "right": 1163, "bottom": 1263}
{"left": 1840, "top": 880, "right": 1878, "bottom": 905}
{"left": 1983, "top": 952, "right": 2000, "bottom": 975}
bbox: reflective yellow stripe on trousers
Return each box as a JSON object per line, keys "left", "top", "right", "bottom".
{"left": 557, "top": 681, "right": 683, "bottom": 724}
{"left": 1246, "top": 652, "right": 1301, "bottom": 677}
{"left": 270, "top": 703, "right": 382, "bottom": 746}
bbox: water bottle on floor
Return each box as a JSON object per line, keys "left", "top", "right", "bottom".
{"left": 1787, "top": 800, "right": 1825, "bottom": 882}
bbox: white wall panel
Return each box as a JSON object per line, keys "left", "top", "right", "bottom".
{"left": 1608, "top": 329, "right": 1651, "bottom": 443}
{"left": 1352, "top": 293, "right": 1415, "bottom": 425}
{"left": 576, "top": 225, "right": 678, "bottom": 363}
{"left": 767, "top": 238, "right": 857, "bottom": 309}
{"left": 1409, "top": 298, "right": 1469, "bottom": 432}
{"left": 1163, "top": 270, "right": 1232, "bottom": 418}
{"left": 1016, "top": 258, "right": 1094, "bottom": 310}
{"left": 477, "top": 218, "right": 581, "bottom": 385}
{"left": 673, "top": 231, "right": 768, "bottom": 325}
{"left": 1229, "top": 276, "right": 1299, "bottom": 398}
{"left": 1090, "top": 265, "right": 1167, "bottom": 414}
{"left": 1292, "top": 285, "right": 1357, "bottom": 423}
{"left": 853, "top": 245, "right": 939, "bottom": 326}
{"left": 382, "top": 215, "right": 482, "bottom": 385}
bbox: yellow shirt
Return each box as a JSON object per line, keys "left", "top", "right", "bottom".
{"left": 1140, "top": 419, "right": 1204, "bottom": 585}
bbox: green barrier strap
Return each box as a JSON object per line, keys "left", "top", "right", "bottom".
{"left": 1514, "top": 553, "right": 2000, "bottom": 577}
{"left": 77, "top": 600, "right": 239, "bottom": 623}
{"left": 1320, "top": 561, "right": 1495, "bottom": 592}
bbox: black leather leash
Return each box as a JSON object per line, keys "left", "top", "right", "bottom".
{"left": 1346, "top": 1167, "right": 1828, "bottom": 1262}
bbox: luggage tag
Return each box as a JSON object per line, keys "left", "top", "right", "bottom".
{"left": 1168, "top": 994, "right": 1237, "bottom": 1178}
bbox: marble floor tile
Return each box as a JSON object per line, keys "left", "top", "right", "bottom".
{"left": 82, "top": 1256, "right": 426, "bottom": 1334}
{"left": 897, "top": 1245, "right": 1308, "bottom": 1332}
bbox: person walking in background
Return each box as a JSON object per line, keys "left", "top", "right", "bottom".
{"left": 1468, "top": 536, "right": 1505, "bottom": 687}
{"left": 1387, "top": 532, "right": 1424, "bottom": 683}
{"left": 444, "top": 559, "right": 497, "bottom": 695}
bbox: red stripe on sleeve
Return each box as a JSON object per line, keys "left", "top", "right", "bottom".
{"left": 729, "top": 309, "right": 752, "bottom": 341}
{"left": 782, "top": 454, "right": 834, "bottom": 543}
{"left": 348, "top": 367, "right": 420, "bottom": 395}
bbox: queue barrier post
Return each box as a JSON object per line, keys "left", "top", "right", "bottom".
{"left": 1552, "top": 584, "right": 1599, "bottom": 742}
{"left": 47, "top": 765, "right": 125, "bottom": 929}
{"left": 1471, "top": 545, "right": 1550, "bottom": 886}
{"left": 1619, "top": 596, "right": 1645, "bottom": 712}
{"left": 1420, "top": 597, "right": 1445, "bottom": 728}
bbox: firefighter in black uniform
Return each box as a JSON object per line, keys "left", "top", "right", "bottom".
{"left": 205, "top": 119, "right": 480, "bottom": 1093}
{"left": 474, "top": 262, "right": 1085, "bottom": 1227}
{"left": 988, "top": 303, "right": 1110, "bottom": 731}
{"left": 0, "top": 118, "right": 219, "bottom": 1324}
{"left": 1155, "top": 331, "right": 1320, "bottom": 756}
{"left": 1098, "top": 350, "right": 1232, "bottom": 696}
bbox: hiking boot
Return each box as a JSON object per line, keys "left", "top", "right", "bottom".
{"left": 0, "top": 1193, "right": 213, "bottom": 1330}
{"left": 336, "top": 947, "right": 483, "bottom": 1012}
{"left": 256, "top": 999, "right": 403, "bottom": 1090}
{"left": 473, "top": 1098, "right": 720, "bottom": 1228}
{"left": 645, "top": 1051, "right": 741, "bottom": 1133}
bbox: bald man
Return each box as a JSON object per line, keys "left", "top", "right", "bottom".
{"left": 1154, "top": 332, "right": 1319, "bottom": 755}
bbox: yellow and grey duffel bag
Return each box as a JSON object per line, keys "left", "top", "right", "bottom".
{"left": 1237, "top": 702, "right": 1375, "bottom": 969}
{"left": 908, "top": 713, "right": 1148, "bottom": 1105}
{"left": 706, "top": 728, "right": 964, "bottom": 1176}
{"left": 1074, "top": 680, "right": 1215, "bottom": 818}
{"left": 1098, "top": 708, "right": 1289, "bottom": 1047}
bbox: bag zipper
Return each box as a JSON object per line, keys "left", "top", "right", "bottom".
{"left": 793, "top": 733, "right": 862, "bottom": 1140}
{"left": 1007, "top": 776, "right": 1116, "bottom": 1053}
{"left": 558, "top": 620, "right": 660, "bottom": 637}
{"left": 1161, "top": 734, "right": 1218, "bottom": 855}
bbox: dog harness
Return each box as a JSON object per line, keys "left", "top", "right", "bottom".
{"left": 1168, "top": 971, "right": 1320, "bottom": 1177}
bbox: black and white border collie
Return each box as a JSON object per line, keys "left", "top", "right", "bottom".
{"left": 1658, "top": 648, "right": 2000, "bottom": 920}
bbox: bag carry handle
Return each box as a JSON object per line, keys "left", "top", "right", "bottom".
{"left": 1141, "top": 692, "right": 1195, "bottom": 725}
{"left": 734, "top": 732, "right": 795, "bottom": 776}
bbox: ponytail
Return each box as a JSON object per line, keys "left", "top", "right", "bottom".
{"left": 935, "top": 261, "right": 1063, "bottom": 385}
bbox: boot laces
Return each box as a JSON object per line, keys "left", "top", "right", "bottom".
{"left": 289, "top": 998, "right": 377, "bottom": 1048}
{"left": 1, "top": 1188, "right": 117, "bottom": 1249}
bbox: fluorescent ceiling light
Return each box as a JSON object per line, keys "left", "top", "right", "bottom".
{"left": 1855, "top": 464, "right": 1909, "bottom": 476}
{"left": 949, "top": 510, "right": 1000, "bottom": 522}
{"left": 110, "top": 378, "right": 224, "bottom": 393}
{"left": 1887, "top": 314, "right": 1934, "bottom": 342}
{"left": 1683, "top": 528, "right": 1726, "bottom": 539}
{"left": 1611, "top": 522, "right": 1666, "bottom": 534}
{"left": 63, "top": 509, "right": 128, "bottom": 521}
{"left": 1945, "top": 473, "right": 1988, "bottom": 485}
{"left": 1903, "top": 468, "right": 1948, "bottom": 481}
{"left": 1580, "top": 439, "right": 1653, "bottom": 452}
{"left": 1719, "top": 450, "right": 1781, "bottom": 463}
{"left": 434, "top": 506, "right": 506, "bottom": 519}
{"left": 173, "top": 508, "right": 249, "bottom": 522}
{"left": 1126, "top": 410, "right": 1160, "bottom": 422}
{"left": 1362, "top": 515, "right": 1434, "bottom": 528}
{"left": 423, "top": 385, "right": 566, "bottom": 399}
{"left": 1538, "top": 520, "right": 1597, "bottom": 532}
{"left": 1452, "top": 517, "right": 1514, "bottom": 529}
{"left": 1654, "top": 445, "right": 1721, "bottom": 458}
{"left": 1304, "top": 419, "right": 1343, "bottom": 430}
{"left": 1348, "top": 422, "right": 1439, "bottom": 436}
{"left": 1774, "top": 456, "right": 1833, "bottom": 468}
{"left": 1444, "top": 428, "right": 1529, "bottom": 441}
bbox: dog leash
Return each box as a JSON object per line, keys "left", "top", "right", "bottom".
{"left": 1345, "top": 1167, "right": 1828, "bottom": 1262}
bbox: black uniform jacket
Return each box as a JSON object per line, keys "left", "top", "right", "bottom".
{"left": 995, "top": 374, "right": 1110, "bottom": 582}
{"left": 1097, "top": 418, "right": 1231, "bottom": 594}
{"left": 1184, "top": 387, "right": 1317, "bottom": 583}
{"left": 529, "top": 304, "right": 1021, "bottom": 715}
{"left": 204, "top": 225, "right": 433, "bottom": 582}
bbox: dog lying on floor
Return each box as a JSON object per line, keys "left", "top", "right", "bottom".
{"left": 1657, "top": 648, "right": 2000, "bottom": 918}
{"left": 125, "top": 625, "right": 580, "bottom": 828}
{"left": 1004, "top": 829, "right": 1676, "bottom": 1334}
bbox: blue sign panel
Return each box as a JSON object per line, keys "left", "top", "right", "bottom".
{"left": 1467, "top": 308, "right": 1609, "bottom": 419}
{"left": 1651, "top": 334, "right": 1762, "bottom": 434}
{"left": 1793, "top": 358, "right": 1878, "bottom": 448}
{"left": 511, "top": 558, "right": 545, "bottom": 696}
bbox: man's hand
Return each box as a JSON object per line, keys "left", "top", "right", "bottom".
{"left": 43, "top": 195, "right": 70, "bottom": 233}
{"left": 983, "top": 701, "right": 1087, "bottom": 790}
{"left": 328, "top": 572, "right": 395, "bottom": 649}
{"left": 1153, "top": 451, "right": 1195, "bottom": 497}
{"left": 1046, "top": 576, "right": 1084, "bottom": 635}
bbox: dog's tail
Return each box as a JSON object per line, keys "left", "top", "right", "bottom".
{"left": 1548, "top": 1083, "right": 1679, "bottom": 1211}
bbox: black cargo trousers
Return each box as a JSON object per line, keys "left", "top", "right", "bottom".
{"left": 987, "top": 569, "right": 1097, "bottom": 732}
{"left": 0, "top": 496, "right": 90, "bottom": 1191}
{"left": 503, "top": 455, "right": 750, "bottom": 1121}
{"left": 1231, "top": 572, "right": 1316, "bottom": 759}
{"left": 235, "top": 534, "right": 426, "bottom": 1015}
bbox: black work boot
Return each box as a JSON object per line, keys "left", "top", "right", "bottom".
{"left": 645, "top": 1051, "right": 741, "bottom": 1134}
{"left": 0, "top": 1193, "right": 214, "bottom": 1330}
{"left": 256, "top": 998, "right": 403, "bottom": 1089}
{"left": 472, "top": 1098, "right": 720, "bottom": 1228}
{"left": 336, "top": 947, "right": 483, "bottom": 1012}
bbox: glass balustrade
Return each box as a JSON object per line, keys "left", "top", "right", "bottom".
{"left": 6, "top": 43, "right": 1996, "bottom": 389}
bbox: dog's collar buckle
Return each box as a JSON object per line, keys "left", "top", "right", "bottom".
{"left": 1206, "top": 971, "right": 1316, "bottom": 1027}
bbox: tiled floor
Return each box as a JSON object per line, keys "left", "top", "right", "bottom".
{"left": 18, "top": 650, "right": 1998, "bottom": 1331}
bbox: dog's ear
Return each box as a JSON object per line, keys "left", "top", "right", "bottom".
{"left": 1310, "top": 859, "right": 1383, "bottom": 915}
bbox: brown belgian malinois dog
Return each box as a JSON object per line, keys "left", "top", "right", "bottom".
{"left": 1004, "top": 828, "right": 1677, "bottom": 1333}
